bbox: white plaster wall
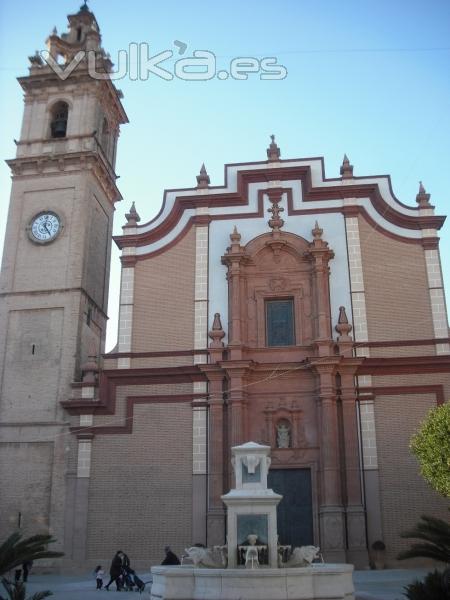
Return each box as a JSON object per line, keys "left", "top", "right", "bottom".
{"left": 135, "top": 158, "right": 419, "bottom": 237}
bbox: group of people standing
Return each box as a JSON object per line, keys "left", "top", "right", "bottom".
{"left": 95, "top": 551, "right": 144, "bottom": 592}
{"left": 95, "top": 546, "right": 181, "bottom": 592}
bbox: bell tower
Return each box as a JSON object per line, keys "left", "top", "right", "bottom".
{"left": 0, "top": 3, "right": 127, "bottom": 557}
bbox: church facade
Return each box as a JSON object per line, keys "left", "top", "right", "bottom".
{"left": 0, "top": 5, "right": 449, "bottom": 571}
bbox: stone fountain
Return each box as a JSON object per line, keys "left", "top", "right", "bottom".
{"left": 151, "top": 442, "right": 354, "bottom": 600}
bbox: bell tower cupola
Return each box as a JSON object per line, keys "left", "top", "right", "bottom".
{"left": 18, "top": 2, "right": 126, "bottom": 167}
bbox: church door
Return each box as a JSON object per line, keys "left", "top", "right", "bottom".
{"left": 268, "top": 468, "right": 314, "bottom": 547}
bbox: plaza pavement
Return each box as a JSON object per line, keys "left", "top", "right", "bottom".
{"left": 9, "top": 568, "right": 429, "bottom": 600}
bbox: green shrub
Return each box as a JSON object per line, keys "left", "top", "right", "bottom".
{"left": 410, "top": 403, "right": 450, "bottom": 497}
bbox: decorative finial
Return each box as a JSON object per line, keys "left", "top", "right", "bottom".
{"left": 196, "top": 163, "right": 210, "bottom": 189}
{"left": 266, "top": 134, "right": 281, "bottom": 161}
{"left": 52, "top": 26, "right": 58, "bottom": 36}
{"left": 124, "top": 201, "right": 141, "bottom": 228}
{"left": 267, "top": 193, "right": 284, "bottom": 231}
{"left": 416, "top": 181, "right": 431, "bottom": 208}
{"left": 340, "top": 154, "right": 353, "bottom": 179}
{"left": 29, "top": 51, "right": 44, "bottom": 66}
{"left": 81, "top": 338, "right": 99, "bottom": 383}
{"left": 335, "top": 306, "right": 353, "bottom": 341}
{"left": 80, "top": 1, "right": 90, "bottom": 11}
{"left": 230, "top": 225, "right": 241, "bottom": 244}
{"left": 208, "top": 313, "right": 225, "bottom": 348}
{"left": 312, "top": 220, "right": 323, "bottom": 240}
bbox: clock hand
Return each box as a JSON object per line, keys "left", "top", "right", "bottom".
{"left": 43, "top": 221, "right": 51, "bottom": 235}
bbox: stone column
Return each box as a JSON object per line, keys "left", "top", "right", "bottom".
{"left": 335, "top": 307, "right": 368, "bottom": 567}
{"left": 221, "top": 227, "right": 246, "bottom": 361}
{"left": 307, "top": 222, "right": 335, "bottom": 356}
{"left": 339, "top": 364, "right": 369, "bottom": 567}
{"left": 313, "top": 361, "right": 346, "bottom": 563}
{"left": 201, "top": 366, "right": 227, "bottom": 546}
{"left": 228, "top": 367, "right": 248, "bottom": 447}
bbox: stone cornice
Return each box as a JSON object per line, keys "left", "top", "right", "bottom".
{"left": 18, "top": 68, "right": 128, "bottom": 125}
{"left": 114, "top": 161, "right": 445, "bottom": 257}
{"left": 7, "top": 150, "right": 122, "bottom": 204}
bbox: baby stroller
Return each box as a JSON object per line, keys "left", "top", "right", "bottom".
{"left": 132, "top": 572, "right": 146, "bottom": 593}
{"left": 123, "top": 566, "right": 146, "bottom": 593}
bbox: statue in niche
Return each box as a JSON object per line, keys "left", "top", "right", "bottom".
{"left": 276, "top": 422, "right": 291, "bottom": 448}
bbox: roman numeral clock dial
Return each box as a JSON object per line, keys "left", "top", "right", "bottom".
{"left": 28, "top": 212, "right": 62, "bottom": 244}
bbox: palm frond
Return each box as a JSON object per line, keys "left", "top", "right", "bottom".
{"left": 398, "top": 513, "right": 450, "bottom": 564}
{"left": 397, "top": 543, "right": 450, "bottom": 563}
{"left": 28, "top": 592, "right": 52, "bottom": 600}
{"left": 0, "top": 533, "right": 63, "bottom": 577}
{"left": 1, "top": 580, "right": 52, "bottom": 600}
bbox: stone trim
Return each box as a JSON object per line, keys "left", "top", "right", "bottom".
{"left": 424, "top": 249, "right": 450, "bottom": 354}
{"left": 76, "top": 439, "right": 92, "bottom": 478}
{"left": 193, "top": 223, "right": 209, "bottom": 479}
{"left": 117, "top": 265, "right": 135, "bottom": 367}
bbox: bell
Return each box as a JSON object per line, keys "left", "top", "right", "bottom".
{"left": 51, "top": 118, "right": 67, "bottom": 138}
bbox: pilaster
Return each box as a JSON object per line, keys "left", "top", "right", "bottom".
{"left": 221, "top": 227, "right": 247, "bottom": 361}
{"left": 307, "top": 222, "right": 335, "bottom": 356}
{"left": 200, "top": 365, "right": 226, "bottom": 546}
{"left": 338, "top": 363, "right": 369, "bottom": 567}
{"left": 311, "top": 359, "right": 346, "bottom": 562}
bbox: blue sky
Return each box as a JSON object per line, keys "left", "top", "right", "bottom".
{"left": 1, "top": 0, "right": 449, "bottom": 350}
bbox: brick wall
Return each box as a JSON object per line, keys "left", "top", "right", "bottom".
{"left": 373, "top": 380, "right": 449, "bottom": 565}
{"left": 0, "top": 442, "right": 54, "bottom": 537}
{"left": 359, "top": 218, "right": 435, "bottom": 346}
{"left": 132, "top": 229, "right": 196, "bottom": 354}
{"left": 1, "top": 307, "right": 64, "bottom": 421}
{"left": 86, "top": 402, "right": 193, "bottom": 568}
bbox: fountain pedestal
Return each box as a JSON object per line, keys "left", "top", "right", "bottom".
{"left": 150, "top": 565, "right": 354, "bottom": 600}
{"left": 221, "top": 442, "right": 281, "bottom": 568}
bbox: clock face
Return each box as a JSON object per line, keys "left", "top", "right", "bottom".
{"left": 29, "top": 212, "right": 61, "bottom": 243}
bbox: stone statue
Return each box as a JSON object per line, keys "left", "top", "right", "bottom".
{"left": 282, "top": 546, "right": 320, "bottom": 567}
{"left": 245, "top": 545, "right": 259, "bottom": 569}
{"left": 276, "top": 423, "right": 290, "bottom": 448}
{"left": 184, "top": 546, "right": 227, "bottom": 568}
{"left": 242, "top": 454, "right": 261, "bottom": 473}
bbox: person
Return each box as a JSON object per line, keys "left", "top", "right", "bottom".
{"left": 22, "top": 561, "right": 33, "bottom": 583}
{"left": 14, "top": 560, "right": 33, "bottom": 583}
{"left": 94, "top": 565, "right": 104, "bottom": 590}
{"left": 161, "top": 546, "right": 180, "bottom": 565}
{"left": 105, "top": 551, "right": 123, "bottom": 591}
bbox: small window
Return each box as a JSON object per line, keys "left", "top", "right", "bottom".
{"left": 101, "top": 117, "right": 110, "bottom": 154}
{"left": 266, "top": 299, "right": 295, "bottom": 346}
{"left": 50, "top": 101, "right": 69, "bottom": 138}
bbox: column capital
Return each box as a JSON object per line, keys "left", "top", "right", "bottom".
{"left": 220, "top": 360, "right": 255, "bottom": 377}
{"left": 198, "top": 364, "right": 225, "bottom": 379}
{"left": 310, "top": 357, "right": 340, "bottom": 377}
{"left": 338, "top": 357, "right": 363, "bottom": 378}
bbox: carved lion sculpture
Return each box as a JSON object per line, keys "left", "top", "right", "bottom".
{"left": 184, "top": 546, "right": 226, "bottom": 568}
{"left": 283, "top": 545, "right": 321, "bottom": 568}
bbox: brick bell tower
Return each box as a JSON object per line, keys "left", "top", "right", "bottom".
{"left": 0, "top": 3, "right": 127, "bottom": 562}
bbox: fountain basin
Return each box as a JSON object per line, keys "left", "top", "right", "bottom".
{"left": 150, "top": 563, "right": 354, "bottom": 600}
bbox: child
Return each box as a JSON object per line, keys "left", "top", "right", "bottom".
{"left": 94, "top": 565, "right": 104, "bottom": 590}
